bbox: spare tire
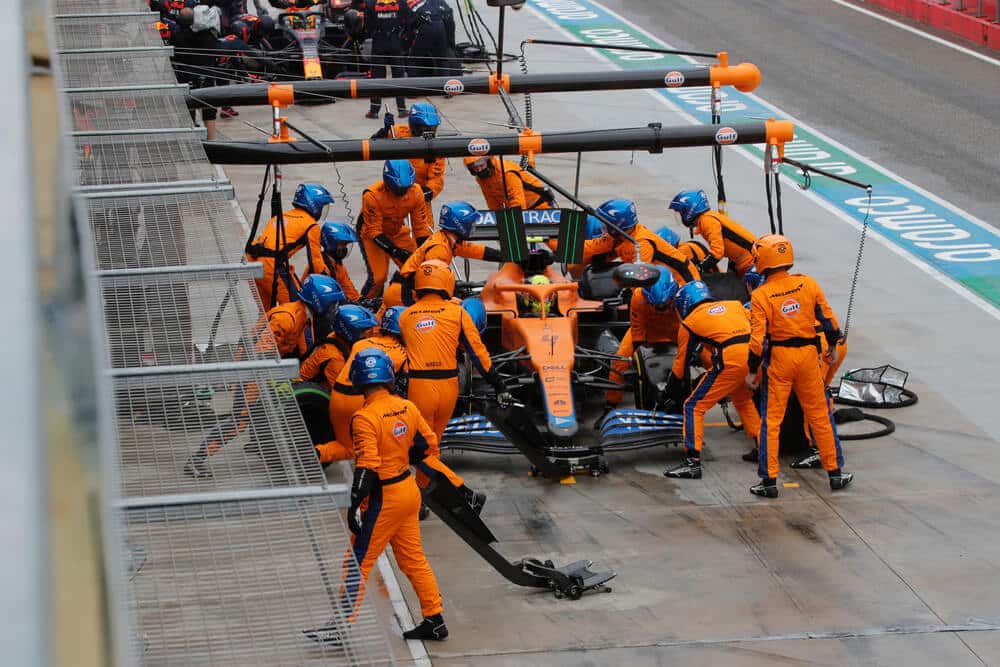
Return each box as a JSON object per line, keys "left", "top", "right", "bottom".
{"left": 702, "top": 271, "right": 749, "bottom": 303}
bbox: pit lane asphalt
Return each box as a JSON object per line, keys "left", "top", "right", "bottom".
{"left": 218, "top": 2, "right": 1000, "bottom": 663}
{"left": 596, "top": 0, "right": 1000, "bottom": 227}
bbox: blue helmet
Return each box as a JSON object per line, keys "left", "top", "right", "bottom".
{"left": 656, "top": 226, "right": 681, "bottom": 247}
{"left": 461, "top": 297, "right": 487, "bottom": 334}
{"left": 350, "top": 347, "right": 395, "bottom": 387}
{"left": 669, "top": 189, "right": 711, "bottom": 227}
{"left": 332, "top": 304, "right": 378, "bottom": 343}
{"left": 439, "top": 201, "right": 479, "bottom": 240}
{"left": 596, "top": 198, "right": 638, "bottom": 232}
{"left": 298, "top": 274, "right": 347, "bottom": 315}
{"left": 381, "top": 305, "right": 405, "bottom": 335}
{"left": 742, "top": 266, "right": 765, "bottom": 293}
{"left": 673, "top": 280, "right": 714, "bottom": 319}
{"left": 641, "top": 270, "right": 679, "bottom": 309}
{"left": 320, "top": 221, "right": 358, "bottom": 255}
{"left": 383, "top": 159, "right": 416, "bottom": 193}
{"left": 292, "top": 183, "right": 335, "bottom": 220}
{"left": 585, "top": 215, "right": 605, "bottom": 240}
{"left": 408, "top": 102, "right": 441, "bottom": 134}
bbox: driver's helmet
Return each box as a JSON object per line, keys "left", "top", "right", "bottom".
{"left": 517, "top": 274, "right": 556, "bottom": 315}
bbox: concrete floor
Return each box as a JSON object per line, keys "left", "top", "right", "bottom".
{"left": 216, "top": 1, "right": 1000, "bottom": 664}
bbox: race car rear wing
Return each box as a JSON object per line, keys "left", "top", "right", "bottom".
{"left": 471, "top": 208, "right": 586, "bottom": 264}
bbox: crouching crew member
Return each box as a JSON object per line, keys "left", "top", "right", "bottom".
{"left": 302, "top": 348, "right": 485, "bottom": 645}
{"left": 318, "top": 306, "right": 409, "bottom": 464}
{"left": 669, "top": 189, "right": 757, "bottom": 275}
{"left": 601, "top": 269, "right": 681, "bottom": 422}
{"left": 663, "top": 281, "right": 761, "bottom": 479}
{"left": 464, "top": 156, "right": 556, "bottom": 210}
{"left": 385, "top": 201, "right": 502, "bottom": 307}
{"left": 745, "top": 234, "right": 852, "bottom": 498}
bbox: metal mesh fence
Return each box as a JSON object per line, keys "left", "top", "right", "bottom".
{"left": 88, "top": 191, "right": 246, "bottom": 270}
{"left": 74, "top": 132, "right": 216, "bottom": 188}
{"left": 68, "top": 88, "right": 194, "bottom": 132}
{"left": 123, "top": 496, "right": 393, "bottom": 666}
{"left": 55, "top": 0, "right": 150, "bottom": 15}
{"left": 55, "top": 14, "right": 162, "bottom": 50}
{"left": 59, "top": 52, "right": 178, "bottom": 89}
{"left": 114, "top": 368, "right": 328, "bottom": 498}
{"left": 53, "top": 2, "right": 396, "bottom": 661}
{"left": 98, "top": 269, "right": 276, "bottom": 370}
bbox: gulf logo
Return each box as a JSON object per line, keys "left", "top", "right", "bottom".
{"left": 781, "top": 298, "right": 801, "bottom": 316}
{"left": 467, "top": 138, "right": 491, "bottom": 156}
{"left": 443, "top": 78, "right": 464, "bottom": 95}
{"left": 707, "top": 304, "right": 726, "bottom": 315}
{"left": 664, "top": 70, "right": 685, "bottom": 87}
{"left": 415, "top": 317, "right": 436, "bottom": 332}
{"left": 715, "top": 126, "right": 738, "bottom": 145}
{"left": 392, "top": 419, "right": 407, "bottom": 439}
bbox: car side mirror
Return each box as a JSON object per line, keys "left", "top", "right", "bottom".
{"left": 612, "top": 263, "right": 661, "bottom": 289}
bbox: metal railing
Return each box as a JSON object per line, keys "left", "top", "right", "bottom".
{"left": 51, "top": 4, "right": 394, "bottom": 664}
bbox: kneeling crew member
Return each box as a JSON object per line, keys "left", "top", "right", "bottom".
{"left": 746, "top": 234, "right": 852, "bottom": 498}
{"left": 299, "top": 304, "right": 377, "bottom": 389}
{"left": 670, "top": 189, "right": 757, "bottom": 275}
{"left": 602, "top": 269, "right": 681, "bottom": 420}
{"left": 664, "top": 281, "right": 762, "bottom": 479}
{"left": 400, "top": 260, "right": 511, "bottom": 470}
{"left": 184, "top": 275, "right": 345, "bottom": 478}
{"left": 303, "top": 348, "right": 483, "bottom": 644}
{"left": 584, "top": 198, "right": 699, "bottom": 285}
{"left": 318, "top": 305, "right": 409, "bottom": 464}
{"left": 359, "top": 160, "right": 432, "bottom": 298}
{"left": 386, "top": 200, "right": 502, "bottom": 307}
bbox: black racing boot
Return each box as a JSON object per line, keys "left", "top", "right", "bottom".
{"left": 302, "top": 622, "right": 344, "bottom": 645}
{"left": 829, "top": 470, "right": 854, "bottom": 491}
{"left": 183, "top": 455, "right": 212, "bottom": 479}
{"left": 791, "top": 448, "right": 822, "bottom": 469}
{"left": 741, "top": 447, "right": 759, "bottom": 463}
{"left": 403, "top": 614, "right": 448, "bottom": 641}
{"left": 750, "top": 478, "right": 779, "bottom": 498}
{"left": 459, "top": 485, "right": 487, "bottom": 515}
{"left": 664, "top": 457, "right": 702, "bottom": 479}
{"left": 418, "top": 504, "right": 431, "bottom": 521}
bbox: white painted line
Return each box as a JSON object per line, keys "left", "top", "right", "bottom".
{"left": 377, "top": 549, "right": 433, "bottom": 667}
{"left": 526, "top": 0, "right": 1000, "bottom": 322}
{"left": 830, "top": 0, "right": 1000, "bottom": 68}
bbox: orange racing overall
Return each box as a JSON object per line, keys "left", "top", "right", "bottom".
{"left": 673, "top": 300, "right": 760, "bottom": 454}
{"left": 606, "top": 288, "right": 680, "bottom": 406}
{"left": 318, "top": 334, "right": 408, "bottom": 464}
{"left": 358, "top": 181, "right": 432, "bottom": 298}
{"left": 585, "top": 223, "right": 700, "bottom": 285}
{"left": 399, "top": 293, "right": 494, "bottom": 487}
{"left": 748, "top": 271, "right": 844, "bottom": 480}
{"left": 341, "top": 388, "right": 459, "bottom": 622}
{"left": 383, "top": 230, "right": 498, "bottom": 308}
{"left": 692, "top": 211, "right": 757, "bottom": 274}
{"left": 246, "top": 207, "right": 325, "bottom": 308}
